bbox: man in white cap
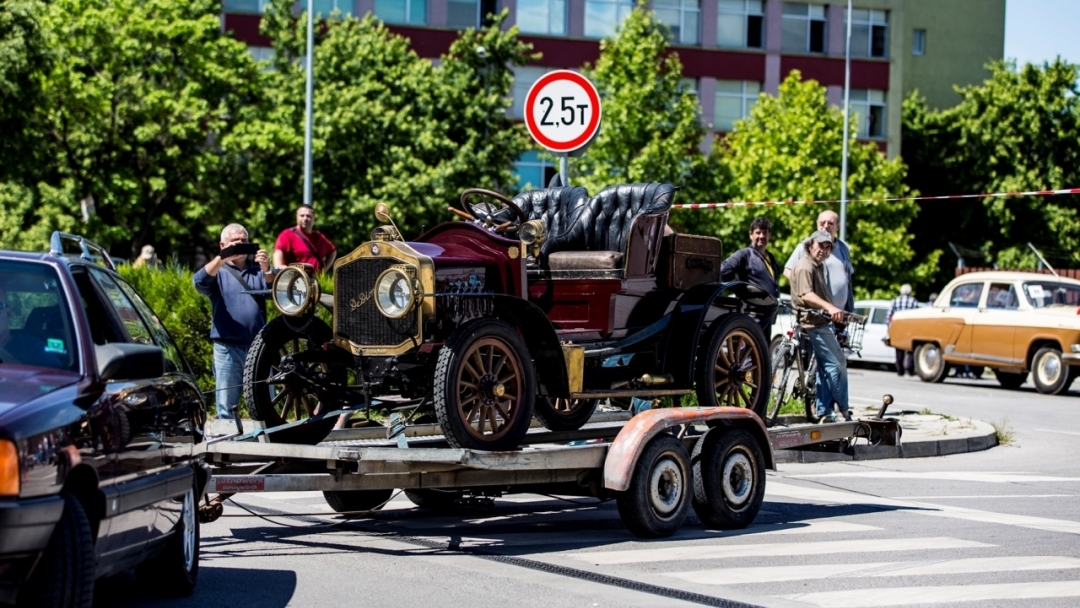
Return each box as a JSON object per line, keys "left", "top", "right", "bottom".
{"left": 888, "top": 284, "right": 920, "bottom": 376}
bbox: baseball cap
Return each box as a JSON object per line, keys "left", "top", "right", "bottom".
{"left": 809, "top": 230, "right": 834, "bottom": 244}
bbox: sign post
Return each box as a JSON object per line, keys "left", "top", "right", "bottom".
{"left": 523, "top": 70, "right": 602, "bottom": 187}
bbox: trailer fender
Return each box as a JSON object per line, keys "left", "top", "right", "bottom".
{"left": 487, "top": 294, "right": 570, "bottom": 398}
{"left": 603, "top": 407, "right": 774, "bottom": 492}
{"left": 661, "top": 281, "right": 777, "bottom": 386}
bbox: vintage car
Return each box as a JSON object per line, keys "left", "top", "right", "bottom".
{"left": 0, "top": 234, "right": 208, "bottom": 606}
{"left": 889, "top": 271, "right": 1080, "bottom": 394}
{"left": 246, "top": 183, "right": 776, "bottom": 452}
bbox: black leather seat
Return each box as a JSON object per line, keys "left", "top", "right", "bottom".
{"left": 545, "top": 183, "right": 676, "bottom": 271}
{"left": 509, "top": 186, "right": 590, "bottom": 240}
{"left": 23, "top": 305, "right": 62, "bottom": 343}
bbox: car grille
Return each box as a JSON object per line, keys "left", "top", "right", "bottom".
{"left": 335, "top": 256, "right": 418, "bottom": 348}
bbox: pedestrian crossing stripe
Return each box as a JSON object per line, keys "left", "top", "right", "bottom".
{"left": 779, "top": 581, "right": 1080, "bottom": 607}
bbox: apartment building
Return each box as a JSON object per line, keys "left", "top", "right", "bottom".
{"left": 222, "top": 0, "right": 1004, "bottom": 183}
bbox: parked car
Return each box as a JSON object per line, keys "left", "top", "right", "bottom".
{"left": 851, "top": 299, "right": 896, "bottom": 366}
{"left": 244, "top": 184, "right": 777, "bottom": 454}
{"left": 0, "top": 233, "right": 208, "bottom": 607}
{"left": 889, "top": 271, "right": 1080, "bottom": 394}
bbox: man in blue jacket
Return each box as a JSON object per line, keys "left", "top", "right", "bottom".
{"left": 721, "top": 216, "right": 782, "bottom": 333}
{"left": 193, "top": 223, "right": 274, "bottom": 419}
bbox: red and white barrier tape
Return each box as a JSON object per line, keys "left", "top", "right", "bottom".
{"left": 672, "top": 187, "right": 1080, "bottom": 210}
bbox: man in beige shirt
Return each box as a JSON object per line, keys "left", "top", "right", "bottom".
{"left": 790, "top": 230, "right": 849, "bottom": 422}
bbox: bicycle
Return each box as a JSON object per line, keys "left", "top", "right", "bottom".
{"left": 767, "top": 304, "right": 867, "bottom": 425}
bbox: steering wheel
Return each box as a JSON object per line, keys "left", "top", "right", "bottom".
{"left": 456, "top": 188, "right": 528, "bottom": 234}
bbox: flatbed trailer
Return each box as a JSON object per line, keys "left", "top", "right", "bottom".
{"left": 199, "top": 404, "right": 900, "bottom": 538}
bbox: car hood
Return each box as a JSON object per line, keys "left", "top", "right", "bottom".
{"left": 0, "top": 366, "right": 82, "bottom": 417}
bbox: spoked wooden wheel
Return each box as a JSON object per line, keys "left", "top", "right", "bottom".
{"left": 244, "top": 317, "right": 340, "bottom": 444}
{"left": 434, "top": 320, "right": 536, "bottom": 450}
{"left": 534, "top": 397, "right": 599, "bottom": 432}
{"left": 696, "top": 315, "right": 769, "bottom": 417}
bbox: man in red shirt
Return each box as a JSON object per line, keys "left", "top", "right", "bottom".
{"left": 273, "top": 205, "right": 337, "bottom": 272}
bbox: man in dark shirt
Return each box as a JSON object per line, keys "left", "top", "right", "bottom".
{"left": 721, "top": 217, "right": 781, "bottom": 332}
{"left": 193, "top": 223, "right": 273, "bottom": 419}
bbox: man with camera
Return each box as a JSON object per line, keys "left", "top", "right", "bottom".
{"left": 193, "top": 223, "right": 274, "bottom": 420}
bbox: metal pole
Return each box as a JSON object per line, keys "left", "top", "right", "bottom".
{"left": 303, "top": 0, "right": 315, "bottom": 209}
{"left": 839, "top": 0, "right": 852, "bottom": 242}
{"left": 559, "top": 155, "right": 569, "bottom": 187}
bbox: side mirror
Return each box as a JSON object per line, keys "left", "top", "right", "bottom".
{"left": 95, "top": 343, "right": 165, "bottom": 381}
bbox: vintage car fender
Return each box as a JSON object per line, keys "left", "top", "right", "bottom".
{"left": 603, "top": 407, "right": 774, "bottom": 492}
{"left": 661, "top": 281, "right": 777, "bottom": 386}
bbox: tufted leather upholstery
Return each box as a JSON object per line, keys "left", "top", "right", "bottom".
{"left": 543, "top": 183, "right": 676, "bottom": 259}
{"left": 508, "top": 186, "right": 591, "bottom": 239}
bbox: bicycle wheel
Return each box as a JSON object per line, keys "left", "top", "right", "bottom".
{"left": 801, "top": 352, "right": 821, "bottom": 423}
{"left": 767, "top": 343, "right": 797, "bottom": 425}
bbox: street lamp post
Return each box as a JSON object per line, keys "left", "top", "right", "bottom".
{"left": 839, "top": 0, "right": 853, "bottom": 242}
{"left": 303, "top": 0, "right": 315, "bottom": 209}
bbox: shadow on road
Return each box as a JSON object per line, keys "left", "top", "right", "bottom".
{"left": 94, "top": 567, "right": 296, "bottom": 608}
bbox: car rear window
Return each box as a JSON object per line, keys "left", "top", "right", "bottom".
{"left": 1024, "top": 281, "right": 1080, "bottom": 308}
{"left": 0, "top": 260, "right": 79, "bottom": 371}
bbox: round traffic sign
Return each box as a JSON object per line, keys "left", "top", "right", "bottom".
{"left": 523, "top": 70, "right": 602, "bottom": 154}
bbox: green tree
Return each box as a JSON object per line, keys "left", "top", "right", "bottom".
{"left": 705, "top": 72, "right": 937, "bottom": 299}
{"left": 904, "top": 59, "right": 1080, "bottom": 278}
{"left": 0, "top": 0, "right": 49, "bottom": 183}
{"left": 0, "top": 182, "right": 80, "bottom": 251}
{"left": 245, "top": 3, "right": 534, "bottom": 248}
{"left": 574, "top": 4, "right": 727, "bottom": 203}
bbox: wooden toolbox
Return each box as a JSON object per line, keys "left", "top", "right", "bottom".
{"left": 657, "top": 234, "right": 722, "bottom": 289}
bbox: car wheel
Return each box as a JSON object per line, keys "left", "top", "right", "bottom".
{"left": 914, "top": 343, "right": 949, "bottom": 383}
{"left": 434, "top": 319, "right": 536, "bottom": 451}
{"left": 322, "top": 489, "right": 394, "bottom": 514}
{"left": 404, "top": 489, "right": 465, "bottom": 510}
{"left": 995, "top": 371, "right": 1028, "bottom": 390}
{"left": 616, "top": 434, "right": 691, "bottom": 538}
{"left": 135, "top": 484, "right": 199, "bottom": 596}
{"left": 244, "top": 317, "right": 340, "bottom": 445}
{"left": 695, "top": 315, "right": 769, "bottom": 417}
{"left": 17, "top": 494, "right": 94, "bottom": 608}
{"left": 691, "top": 428, "right": 766, "bottom": 530}
{"left": 1032, "top": 347, "right": 1069, "bottom": 395}
{"left": 534, "top": 397, "right": 599, "bottom": 432}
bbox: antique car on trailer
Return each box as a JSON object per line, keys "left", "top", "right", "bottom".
{"left": 244, "top": 183, "right": 777, "bottom": 450}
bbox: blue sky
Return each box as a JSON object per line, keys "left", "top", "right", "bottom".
{"left": 1004, "top": 0, "right": 1080, "bottom": 66}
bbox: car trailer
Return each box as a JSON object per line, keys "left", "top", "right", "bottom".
{"left": 197, "top": 400, "right": 900, "bottom": 538}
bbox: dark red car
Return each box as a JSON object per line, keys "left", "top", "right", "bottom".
{"left": 0, "top": 234, "right": 207, "bottom": 607}
{"left": 246, "top": 183, "right": 776, "bottom": 451}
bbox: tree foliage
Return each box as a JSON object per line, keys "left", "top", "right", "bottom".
{"left": 698, "top": 72, "right": 938, "bottom": 299}
{"left": 0, "top": 0, "right": 49, "bottom": 182}
{"left": 904, "top": 59, "right": 1080, "bottom": 279}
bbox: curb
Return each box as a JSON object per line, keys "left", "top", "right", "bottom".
{"left": 774, "top": 419, "right": 999, "bottom": 464}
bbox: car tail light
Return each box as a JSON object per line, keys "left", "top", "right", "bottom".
{"left": 0, "top": 440, "right": 18, "bottom": 497}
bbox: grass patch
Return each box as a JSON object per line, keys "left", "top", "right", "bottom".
{"left": 991, "top": 417, "right": 1015, "bottom": 445}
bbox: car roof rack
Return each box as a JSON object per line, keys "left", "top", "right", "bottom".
{"left": 49, "top": 231, "right": 117, "bottom": 271}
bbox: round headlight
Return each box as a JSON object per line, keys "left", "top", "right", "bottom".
{"left": 273, "top": 267, "right": 313, "bottom": 316}
{"left": 375, "top": 267, "right": 415, "bottom": 319}
{"left": 519, "top": 219, "right": 545, "bottom": 246}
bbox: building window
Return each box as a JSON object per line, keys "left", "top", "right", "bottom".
{"left": 655, "top": 0, "right": 700, "bottom": 46}
{"left": 510, "top": 66, "right": 549, "bottom": 119}
{"left": 781, "top": 3, "right": 826, "bottom": 54}
{"left": 222, "top": 0, "right": 270, "bottom": 13}
{"left": 846, "top": 8, "right": 887, "bottom": 58}
{"left": 515, "top": 150, "right": 558, "bottom": 191}
{"left": 714, "top": 80, "right": 760, "bottom": 131}
{"left": 912, "top": 28, "right": 926, "bottom": 55}
{"left": 848, "top": 89, "right": 886, "bottom": 138}
{"left": 375, "top": 0, "right": 426, "bottom": 24}
{"left": 447, "top": 0, "right": 478, "bottom": 27}
{"left": 717, "top": 0, "right": 763, "bottom": 49}
{"left": 248, "top": 46, "right": 275, "bottom": 62}
{"left": 584, "top": 0, "right": 633, "bottom": 38}
{"left": 313, "top": 0, "right": 355, "bottom": 15}
{"left": 519, "top": 0, "right": 567, "bottom": 35}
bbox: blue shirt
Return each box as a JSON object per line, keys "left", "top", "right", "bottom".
{"left": 193, "top": 263, "right": 267, "bottom": 347}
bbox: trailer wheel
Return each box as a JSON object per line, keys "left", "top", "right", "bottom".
{"left": 322, "top": 490, "right": 393, "bottom": 514}
{"left": 616, "top": 434, "right": 691, "bottom": 538}
{"left": 691, "top": 428, "right": 765, "bottom": 529}
{"left": 534, "top": 397, "right": 599, "bottom": 432}
{"left": 696, "top": 314, "right": 769, "bottom": 417}
{"left": 404, "top": 489, "right": 464, "bottom": 510}
{"left": 244, "top": 317, "right": 340, "bottom": 445}
{"left": 434, "top": 319, "right": 536, "bottom": 451}
{"left": 17, "top": 494, "right": 94, "bottom": 608}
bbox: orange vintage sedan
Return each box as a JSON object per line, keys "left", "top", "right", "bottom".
{"left": 889, "top": 271, "right": 1080, "bottom": 394}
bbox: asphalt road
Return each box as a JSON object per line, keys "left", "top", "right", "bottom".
{"left": 98, "top": 368, "right": 1080, "bottom": 608}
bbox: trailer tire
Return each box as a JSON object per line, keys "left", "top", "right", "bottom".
{"left": 434, "top": 319, "right": 536, "bottom": 451}
{"left": 17, "top": 494, "right": 94, "bottom": 608}
{"left": 404, "top": 489, "right": 464, "bottom": 510}
{"left": 696, "top": 314, "right": 770, "bottom": 417}
{"left": 534, "top": 397, "right": 599, "bottom": 432}
{"left": 322, "top": 490, "right": 393, "bottom": 514}
{"left": 245, "top": 317, "right": 340, "bottom": 445}
{"left": 616, "top": 434, "right": 691, "bottom": 538}
{"left": 691, "top": 428, "right": 765, "bottom": 530}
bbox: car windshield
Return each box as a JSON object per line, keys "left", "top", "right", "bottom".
{"left": 0, "top": 260, "right": 79, "bottom": 371}
{"left": 1023, "top": 281, "right": 1080, "bottom": 308}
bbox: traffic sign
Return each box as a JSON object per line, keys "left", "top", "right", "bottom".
{"left": 524, "top": 70, "right": 602, "bottom": 154}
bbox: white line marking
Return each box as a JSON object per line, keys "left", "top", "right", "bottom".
{"left": 767, "top": 481, "right": 1080, "bottom": 536}
{"left": 789, "top": 472, "right": 1080, "bottom": 483}
{"left": 1034, "top": 428, "right": 1080, "bottom": 437}
{"left": 749, "top": 520, "right": 882, "bottom": 535}
{"left": 665, "top": 556, "right": 1080, "bottom": 585}
{"left": 778, "top": 581, "right": 1080, "bottom": 607}
{"left": 569, "top": 537, "right": 990, "bottom": 565}
{"left": 890, "top": 494, "right": 1074, "bottom": 499}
